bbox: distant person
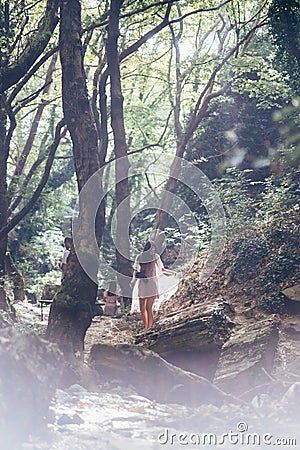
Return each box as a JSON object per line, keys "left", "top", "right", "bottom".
{"left": 102, "top": 281, "right": 120, "bottom": 316}
{"left": 61, "top": 237, "right": 72, "bottom": 279}
{"left": 131, "top": 241, "right": 175, "bottom": 330}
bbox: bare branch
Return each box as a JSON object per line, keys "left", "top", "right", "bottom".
{"left": 9, "top": 16, "right": 29, "bottom": 55}
{"left": 99, "top": 2, "right": 173, "bottom": 164}
{"left": 182, "top": 17, "right": 268, "bottom": 146}
{"left": 105, "top": 108, "right": 172, "bottom": 166}
{"left": 0, "top": 119, "right": 65, "bottom": 240}
{"left": 0, "top": 0, "right": 60, "bottom": 94}
{"left": 8, "top": 46, "right": 58, "bottom": 104}
{"left": 9, "top": 126, "right": 68, "bottom": 215}
{"left": 13, "top": 81, "right": 53, "bottom": 115}
{"left": 146, "top": 173, "right": 160, "bottom": 200}
{"left": 9, "top": 53, "right": 58, "bottom": 198}
{"left": 168, "top": 0, "right": 233, "bottom": 26}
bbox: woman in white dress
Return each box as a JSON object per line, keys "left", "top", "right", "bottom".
{"left": 131, "top": 241, "right": 175, "bottom": 329}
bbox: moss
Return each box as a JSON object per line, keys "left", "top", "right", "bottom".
{"left": 264, "top": 251, "right": 300, "bottom": 284}
{"left": 258, "top": 291, "right": 285, "bottom": 314}
{"left": 230, "top": 236, "right": 269, "bottom": 282}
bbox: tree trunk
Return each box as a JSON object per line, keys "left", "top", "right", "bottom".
{"left": 0, "top": 0, "right": 60, "bottom": 94}
{"left": 0, "top": 102, "right": 9, "bottom": 310}
{"left": 107, "top": 0, "right": 132, "bottom": 305}
{"left": 154, "top": 150, "right": 184, "bottom": 231}
{"left": 0, "top": 1, "right": 59, "bottom": 311}
{"left": 46, "top": 248, "right": 97, "bottom": 357}
{"left": 5, "top": 253, "right": 25, "bottom": 302}
{"left": 46, "top": 0, "right": 104, "bottom": 359}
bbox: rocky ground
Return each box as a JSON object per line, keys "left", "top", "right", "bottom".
{"left": 5, "top": 287, "right": 298, "bottom": 450}
{"left": 1, "top": 221, "right": 299, "bottom": 449}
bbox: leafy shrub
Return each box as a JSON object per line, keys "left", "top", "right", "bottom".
{"left": 214, "top": 167, "right": 299, "bottom": 237}
{"left": 258, "top": 292, "right": 285, "bottom": 314}
{"left": 230, "top": 235, "right": 269, "bottom": 281}
{"left": 264, "top": 253, "right": 300, "bottom": 284}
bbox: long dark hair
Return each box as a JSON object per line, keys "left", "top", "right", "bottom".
{"left": 139, "top": 241, "right": 155, "bottom": 271}
{"left": 107, "top": 280, "right": 117, "bottom": 296}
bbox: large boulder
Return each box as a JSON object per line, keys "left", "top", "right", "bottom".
{"left": 135, "top": 300, "right": 234, "bottom": 379}
{"left": 214, "top": 316, "right": 280, "bottom": 397}
{"left": 282, "top": 284, "right": 300, "bottom": 314}
{"left": 0, "top": 328, "right": 65, "bottom": 449}
{"left": 89, "top": 343, "right": 240, "bottom": 407}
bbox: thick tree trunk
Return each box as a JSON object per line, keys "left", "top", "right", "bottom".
{"left": 47, "top": 0, "right": 104, "bottom": 358}
{"left": 46, "top": 248, "right": 97, "bottom": 357}
{"left": 5, "top": 253, "right": 25, "bottom": 302}
{"left": 0, "top": 102, "right": 8, "bottom": 309}
{"left": 107, "top": 0, "right": 132, "bottom": 305}
{"left": 0, "top": 0, "right": 60, "bottom": 94}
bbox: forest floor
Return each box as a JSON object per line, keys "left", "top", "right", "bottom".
{"left": 13, "top": 284, "right": 300, "bottom": 390}
{"left": 10, "top": 295, "right": 300, "bottom": 443}
{"left": 12, "top": 288, "right": 300, "bottom": 450}
{"left": 13, "top": 299, "right": 148, "bottom": 354}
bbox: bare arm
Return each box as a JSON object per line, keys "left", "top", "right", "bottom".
{"left": 157, "top": 254, "right": 176, "bottom": 275}
{"left": 131, "top": 270, "right": 137, "bottom": 286}
{"left": 61, "top": 263, "right": 67, "bottom": 272}
{"left": 162, "top": 267, "right": 177, "bottom": 275}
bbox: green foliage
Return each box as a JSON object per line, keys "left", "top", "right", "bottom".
{"left": 258, "top": 291, "right": 285, "bottom": 314}
{"left": 273, "top": 97, "right": 300, "bottom": 159}
{"left": 258, "top": 168, "right": 300, "bottom": 228}
{"left": 230, "top": 235, "right": 269, "bottom": 282}
{"left": 214, "top": 168, "right": 259, "bottom": 233}
{"left": 268, "top": 0, "right": 300, "bottom": 93}
{"left": 18, "top": 227, "right": 64, "bottom": 296}
{"left": 214, "top": 166, "right": 300, "bottom": 236}
{"left": 186, "top": 93, "right": 283, "bottom": 181}
{"left": 231, "top": 55, "right": 291, "bottom": 108}
{"left": 0, "top": 1, "right": 49, "bottom": 66}
{"left": 3, "top": 0, "right": 299, "bottom": 302}
{"left": 264, "top": 252, "right": 300, "bottom": 284}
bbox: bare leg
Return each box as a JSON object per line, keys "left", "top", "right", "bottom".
{"left": 146, "top": 297, "right": 155, "bottom": 329}
{"left": 139, "top": 298, "right": 148, "bottom": 328}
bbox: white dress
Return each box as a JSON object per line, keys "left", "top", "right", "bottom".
{"left": 130, "top": 253, "right": 179, "bottom": 313}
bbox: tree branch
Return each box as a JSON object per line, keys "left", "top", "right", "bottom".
{"left": 168, "top": 0, "right": 233, "bottom": 26}
{"left": 9, "top": 53, "right": 58, "bottom": 199}
{"left": 0, "top": 119, "right": 65, "bottom": 240}
{"left": 9, "top": 126, "right": 67, "bottom": 215}
{"left": 0, "top": 0, "right": 60, "bottom": 94}
{"left": 0, "top": 97, "right": 17, "bottom": 160}
{"left": 183, "top": 17, "right": 267, "bottom": 146}
{"left": 99, "top": 1, "right": 173, "bottom": 164}
{"left": 8, "top": 46, "right": 58, "bottom": 104}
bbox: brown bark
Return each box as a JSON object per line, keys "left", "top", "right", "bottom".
{"left": 47, "top": 0, "right": 104, "bottom": 358}
{"left": 9, "top": 53, "right": 58, "bottom": 200}
{"left": 98, "top": 2, "right": 172, "bottom": 164}
{"left": 0, "top": 0, "right": 60, "bottom": 94}
{"left": 106, "top": 0, "right": 132, "bottom": 304}
{"left": 0, "top": 119, "right": 65, "bottom": 241}
{"left": 5, "top": 253, "right": 25, "bottom": 302}
{"left": 0, "top": 102, "right": 8, "bottom": 309}
{"left": 46, "top": 248, "right": 97, "bottom": 358}
{"left": 0, "top": 1, "right": 59, "bottom": 310}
